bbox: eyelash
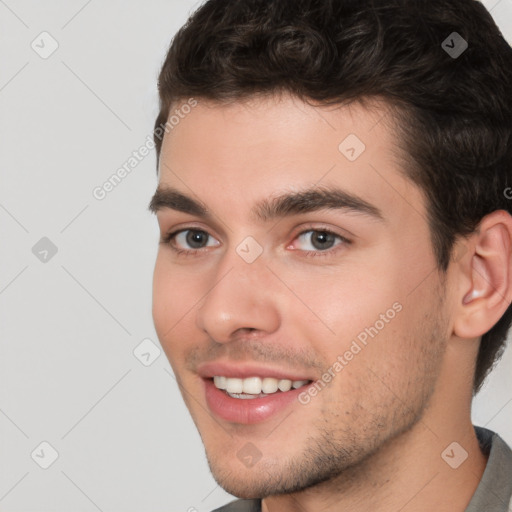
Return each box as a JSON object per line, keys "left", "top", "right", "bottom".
{"left": 160, "top": 226, "right": 352, "bottom": 259}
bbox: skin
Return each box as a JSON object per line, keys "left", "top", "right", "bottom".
{"left": 151, "top": 93, "right": 512, "bottom": 512}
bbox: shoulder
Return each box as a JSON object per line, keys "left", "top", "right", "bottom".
{"left": 474, "top": 425, "right": 512, "bottom": 467}
{"left": 468, "top": 426, "right": 512, "bottom": 511}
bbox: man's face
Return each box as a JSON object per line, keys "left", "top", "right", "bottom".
{"left": 151, "top": 95, "right": 452, "bottom": 498}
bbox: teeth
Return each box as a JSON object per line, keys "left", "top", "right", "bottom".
{"left": 213, "top": 376, "right": 310, "bottom": 396}
{"left": 261, "top": 377, "right": 278, "bottom": 393}
{"left": 227, "top": 393, "right": 261, "bottom": 400}
{"left": 226, "top": 378, "right": 243, "bottom": 394}
{"left": 278, "top": 379, "right": 292, "bottom": 392}
{"left": 243, "top": 377, "right": 262, "bottom": 394}
{"left": 213, "top": 376, "right": 227, "bottom": 390}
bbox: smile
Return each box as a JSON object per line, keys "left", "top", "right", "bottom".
{"left": 202, "top": 376, "right": 313, "bottom": 424}
{"left": 213, "top": 376, "right": 311, "bottom": 398}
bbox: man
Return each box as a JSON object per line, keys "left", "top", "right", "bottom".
{"left": 148, "top": 0, "right": 512, "bottom": 510}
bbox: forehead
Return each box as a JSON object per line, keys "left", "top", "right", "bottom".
{"left": 157, "top": 94, "right": 426, "bottom": 226}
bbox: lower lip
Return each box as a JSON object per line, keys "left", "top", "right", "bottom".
{"left": 203, "top": 378, "right": 309, "bottom": 424}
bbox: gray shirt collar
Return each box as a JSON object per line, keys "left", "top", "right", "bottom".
{"left": 465, "top": 426, "right": 512, "bottom": 512}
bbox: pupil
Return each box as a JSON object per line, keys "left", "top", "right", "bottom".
{"left": 187, "top": 230, "right": 206, "bottom": 248}
{"left": 313, "top": 231, "right": 334, "bottom": 250}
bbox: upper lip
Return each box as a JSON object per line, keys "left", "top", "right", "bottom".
{"left": 197, "top": 361, "right": 314, "bottom": 382}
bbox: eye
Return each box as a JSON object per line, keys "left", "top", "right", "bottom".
{"left": 161, "top": 226, "right": 351, "bottom": 259}
{"left": 289, "top": 228, "right": 351, "bottom": 258}
{"left": 161, "top": 228, "right": 220, "bottom": 255}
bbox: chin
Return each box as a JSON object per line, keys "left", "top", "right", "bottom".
{"left": 204, "top": 446, "right": 343, "bottom": 500}
{"left": 204, "top": 449, "right": 284, "bottom": 499}
{"left": 209, "top": 466, "right": 273, "bottom": 499}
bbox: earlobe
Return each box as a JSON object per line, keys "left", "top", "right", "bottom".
{"left": 453, "top": 211, "right": 512, "bottom": 339}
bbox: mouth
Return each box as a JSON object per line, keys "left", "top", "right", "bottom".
{"left": 198, "top": 364, "right": 314, "bottom": 424}
{"left": 213, "top": 375, "right": 312, "bottom": 399}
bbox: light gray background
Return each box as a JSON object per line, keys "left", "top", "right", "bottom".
{"left": 1, "top": 1, "right": 511, "bottom": 511}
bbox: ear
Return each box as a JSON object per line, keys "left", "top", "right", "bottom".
{"left": 453, "top": 210, "right": 512, "bottom": 339}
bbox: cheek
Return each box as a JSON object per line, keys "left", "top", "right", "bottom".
{"left": 287, "top": 261, "right": 419, "bottom": 396}
{"left": 152, "top": 255, "right": 201, "bottom": 351}
{"left": 284, "top": 261, "right": 399, "bottom": 345}
{"left": 152, "top": 256, "right": 173, "bottom": 330}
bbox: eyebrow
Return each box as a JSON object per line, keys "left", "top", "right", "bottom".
{"left": 148, "top": 185, "right": 384, "bottom": 223}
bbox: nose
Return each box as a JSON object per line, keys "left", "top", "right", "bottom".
{"left": 195, "top": 251, "right": 281, "bottom": 344}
